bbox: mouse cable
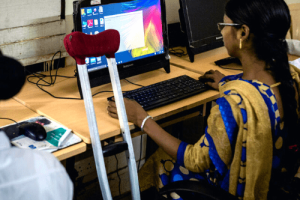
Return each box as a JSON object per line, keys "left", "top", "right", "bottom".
{"left": 169, "top": 47, "right": 187, "bottom": 57}
{"left": 30, "top": 72, "right": 115, "bottom": 100}
{"left": 92, "top": 79, "right": 144, "bottom": 97}
{"left": 0, "top": 117, "right": 19, "bottom": 125}
{"left": 26, "top": 71, "right": 77, "bottom": 87}
{"left": 114, "top": 154, "right": 122, "bottom": 196}
{"left": 26, "top": 51, "right": 82, "bottom": 100}
{"left": 25, "top": 51, "right": 110, "bottom": 100}
{"left": 26, "top": 51, "right": 76, "bottom": 86}
{"left": 26, "top": 51, "right": 145, "bottom": 99}
{"left": 124, "top": 78, "right": 144, "bottom": 87}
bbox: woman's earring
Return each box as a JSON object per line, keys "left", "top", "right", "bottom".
{"left": 239, "top": 39, "right": 243, "bottom": 49}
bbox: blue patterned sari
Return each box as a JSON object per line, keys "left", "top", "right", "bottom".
{"left": 156, "top": 74, "right": 288, "bottom": 200}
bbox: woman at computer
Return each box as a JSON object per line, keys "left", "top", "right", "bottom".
{"left": 108, "top": 0, "right": 300, "bottom": 199}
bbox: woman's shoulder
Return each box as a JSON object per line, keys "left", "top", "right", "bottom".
{"left": 220, "top": 73, "right": 275, "bottom": 93}
{"left": 219, "top": 76, "right": 281, "bottom": 127}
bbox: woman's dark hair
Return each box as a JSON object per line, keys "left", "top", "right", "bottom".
{"left": 0, "top": 55, "right": 25, "bottom": 100}
{"left": 225, "top": 0, "right": 297, "bottom": 135}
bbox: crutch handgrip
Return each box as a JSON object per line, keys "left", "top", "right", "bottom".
{"left": 63, "top": 30, "right": 120, "bottom": 64}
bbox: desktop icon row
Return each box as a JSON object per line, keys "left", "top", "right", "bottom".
{"left": 81, "top": 6, "right": 104, "bottom": 16}
{"left": 86, "top": 57, "right": 102, "bottom": 65}
{"left": 85, "top": 57, "right": 123, "bottom": 66}
{"left": 82, "top": 18, "right": 104, "bottom": 28}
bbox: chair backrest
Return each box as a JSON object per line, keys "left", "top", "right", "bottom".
{"left": 288, "top": 3, "right": 300, "bottom": 40}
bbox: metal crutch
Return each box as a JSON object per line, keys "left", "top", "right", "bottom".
{"left": 63, "top": 30, "right": 140, "bottom": 200}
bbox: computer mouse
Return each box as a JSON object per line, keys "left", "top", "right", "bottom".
{"left": 198, "top": 77, "right": 215, "bottom": 84}
{"left": 18, "top": 122, "right": 47, "bottom": 141}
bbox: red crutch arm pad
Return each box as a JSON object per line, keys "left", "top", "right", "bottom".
{"left": 64, "top": 29, "right": 120, "bottom": 65}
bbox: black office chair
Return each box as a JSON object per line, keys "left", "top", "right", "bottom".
{"left": 141, "top": 180, "right": 238, "bottom": 200}
{"left": 158, "top": 180, "right": 238, "bottom": 200}
{"left": 141, "top": 176, "right": 300, "bottom": 200}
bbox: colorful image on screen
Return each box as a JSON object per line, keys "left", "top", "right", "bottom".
{"left": 121, "top": 0, "right": 163, "bottom": 58}
{"left": 80, "top": 0, "right": 164, "bottom": 71}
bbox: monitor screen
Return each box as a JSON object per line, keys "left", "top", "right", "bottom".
{"left": 79, "top": 0, "right": 165, "bottom": 72}
{"left": 73, "top": 0, "right": 170, "bottom": 97}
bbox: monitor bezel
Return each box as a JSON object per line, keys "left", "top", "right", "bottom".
{"left": 73, "top": 0, "right": 170, "bottom": 98}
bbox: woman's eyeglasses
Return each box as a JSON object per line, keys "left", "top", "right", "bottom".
{"left": 217, "top": 23, "right": 242, "bottom": 31}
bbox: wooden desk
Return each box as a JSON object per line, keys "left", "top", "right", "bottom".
{"left": 170, "top": 46, "right": 300, "bottom": 74}
{"left": 170, "top": 46, "right": 242, "bottom": 76}
{"left": 0, "top": 98, "right": 86, "bottom": 161}
{"left": 13, "top": 65, "right": 223, "bottom": 144}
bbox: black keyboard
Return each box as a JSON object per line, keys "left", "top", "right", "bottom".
{"left": 108, "top": 75, "right": 209, "bottom": 111}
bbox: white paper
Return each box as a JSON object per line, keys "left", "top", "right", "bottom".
{"left": 289, "top": 58, "right": 300, "bottom": 69}
{"left": 287, "top": 39, "right": 300, "bottom": 56}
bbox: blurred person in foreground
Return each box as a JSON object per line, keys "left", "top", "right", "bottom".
{"left": 0, "top": 50, "right": 74, "bottom": 200}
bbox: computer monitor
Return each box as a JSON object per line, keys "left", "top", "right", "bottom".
{"left": 179, "top": 0, "right": 226, "bottom": 62}
{"left": 73, "top": 0, "right": 170, "bottom": 98}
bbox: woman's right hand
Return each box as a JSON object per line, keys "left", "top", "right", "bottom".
{"left": 199, "top": 70, "right": 225, "bottom": 90}
{"left": 107, "top": 97, "right": 148, "bottom": 128}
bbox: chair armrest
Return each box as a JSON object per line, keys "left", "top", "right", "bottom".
{"left": 159, "top": 180, "right": 238, "bottom": 200}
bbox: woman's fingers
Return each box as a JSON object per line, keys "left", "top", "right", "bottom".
{"left": 203, "top": 73, "right": 215, "bottom": 80}
{"left": 108, "top": 100, "right": 114, "bottom": 106}
{"left": 107, "top": 110, "right": 118, "bottom": 119}
{"left": 107, "top": 99, "right": 118, "bottom": 119}
{"left": 205, "top": 81, "right": 214, "bottom": 87}
{"left": 198, "top": 70, "right": 225, "bottom": 91}
{"left": 207, "top": 69, "right": 215, "bottom": 74}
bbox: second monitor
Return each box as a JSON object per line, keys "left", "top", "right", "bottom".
{"left": 179, "top": 0, "right": 226, "bottom": 62}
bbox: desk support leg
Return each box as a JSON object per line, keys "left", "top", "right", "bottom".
{"left": 77, "top": 64, "right": 113, "bottom": 200}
